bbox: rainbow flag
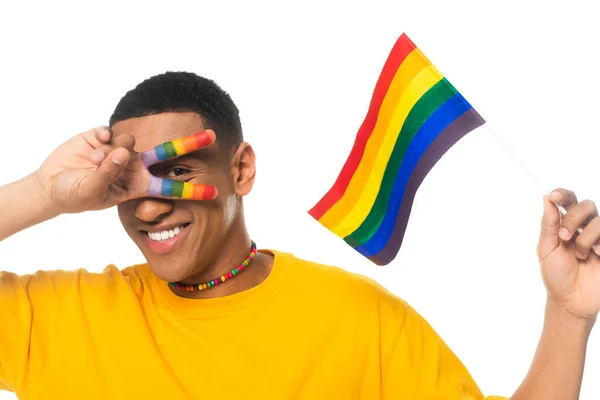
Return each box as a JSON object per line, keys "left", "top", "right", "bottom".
{"left": 308, "top": 33, "right": 485, "bottom": 265}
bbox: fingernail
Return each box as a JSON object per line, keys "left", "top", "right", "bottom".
{"left": 594, "top": 245, "right": 600, "bottom": 256}
{"left": 91, "top": 151, "right": 105, "bottom": 164}
{"left": 575, "top": 250, "right": 585, "bottom": 259}
{"left": 98, "top": 129, "right": 111, "bottom": 141}
{"left": 112, "top": 153, "right": 127, "bottom": 165}
{"left": 549, "top": 190, "right": 560, "bottom": 200}
{"left": 559, "top": 227, "right": 570, "bottom": 240}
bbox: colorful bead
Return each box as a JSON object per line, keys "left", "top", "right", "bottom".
{"left": 168, "top": 241, "right": 257, "bottom": 292}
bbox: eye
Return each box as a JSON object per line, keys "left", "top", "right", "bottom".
{"left": 165, "top": 167, "right": 192, "bottom": 178}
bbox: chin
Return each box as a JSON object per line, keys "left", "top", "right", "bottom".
{"left": 146, "top": 259, "right": 192, "bottom": 283}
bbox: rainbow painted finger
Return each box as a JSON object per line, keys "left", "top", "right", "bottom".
{"left": 142, "top": 130, "right": 216, "bottom": 167}
{"left": 141, "top": 130, "right": 218, "bottom": 200}
{"left": 147, "top": 175, "right": 217, "bottom": 200}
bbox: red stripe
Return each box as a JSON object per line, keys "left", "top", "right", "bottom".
{"left": 202, "top": 185, "right": 217, "bottom": 200}
{"left": 308, "top": 33, "right": 417, "bottom": 220}
{"left": 194, "top": 130, "right": 216, "bottom": 149}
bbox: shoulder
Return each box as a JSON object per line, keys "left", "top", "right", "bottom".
{"left": 273, "top": 250, "right": 393, "bottom": 293}
{"left": 272, "top": 250, "right": 412, "bottom": 323}
{"left": 0, "top": 264, "right": 150, "bottom": 300}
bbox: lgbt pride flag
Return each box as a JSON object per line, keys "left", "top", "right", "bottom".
{"left": 308, "top": 33, "right": 485, "bottom": 265}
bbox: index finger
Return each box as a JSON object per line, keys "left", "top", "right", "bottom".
{"left": 141, "top": 130, "right": 216, "bottom": 167}
{"left": 148, "top": 176, "right": 218, "bottom": 200}
{"left": 137, "top": 129, "right": 218, "bottom": 201}
{"left": 83, "top": 126, "right": 113, "bottom": 148}
{"left": 120, "top": 153, "right": 219, "bottom": 201}
{"left": 548, "top": 188, "right": 578, "bottom": 210}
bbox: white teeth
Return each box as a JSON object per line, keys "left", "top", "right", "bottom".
{"left": 147, "top": 225, "right": 187, "bottom": 242}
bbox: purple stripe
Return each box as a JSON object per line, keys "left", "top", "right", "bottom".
{"left": 142, "top": 150, "right": 159, "bottom": 167}
{"left": 368, "top": 108, "right": 485, "bottom": 265}
{"left": 148, "top": 175, "right": 163, "bottom": 196}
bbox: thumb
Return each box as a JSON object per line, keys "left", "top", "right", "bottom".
{"left": 537, "top": 194, "right": 561, "bottom": 259}
{"left": 86, "top": 148, "right": 130, "bottom": 194}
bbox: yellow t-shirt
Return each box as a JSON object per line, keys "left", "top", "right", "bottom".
{"left": 0, "top": 250, "right": 507, "bottom": 399}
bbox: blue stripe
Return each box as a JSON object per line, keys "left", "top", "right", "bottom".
{"left": 355, "top": 93, "right": 473, "bottom": 257}
{"left": 161, "top": 179, "right": 173, "bottom": 196}
{"left": 155, "top": 145, "right": 169, "bottom": 161}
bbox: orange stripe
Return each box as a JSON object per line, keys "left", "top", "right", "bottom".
{"left": 192, "top": 185, "right": 206, "bottom": 200}
{"left": 183, "top": 136, "right": 197, "bottom": 153}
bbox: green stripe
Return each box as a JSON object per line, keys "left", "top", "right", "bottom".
{"left": 345, "top": 78, "right": 458, "bottom": 247}
{"left": 171, "top": 181, "right": 184, "bottom": 197}
{"left": 164, "top": 142, "right": 177, "bottom": 158}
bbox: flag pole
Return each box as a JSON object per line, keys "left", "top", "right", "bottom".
{"left": 483, "top": 124, "right": 579, "bottom": 233}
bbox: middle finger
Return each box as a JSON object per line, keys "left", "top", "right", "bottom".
{"left": 90, "top": 134, "right": 137, "bottom": 165}
{"left": 575, "top": 216, "right": 600, "bottom": 258}
{"left": 560, "top": 199, "right": 599, "bottom": 241}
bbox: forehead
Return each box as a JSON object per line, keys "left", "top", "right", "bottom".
{"left": 111, "top": 112, "right": 208, "bottom": 153}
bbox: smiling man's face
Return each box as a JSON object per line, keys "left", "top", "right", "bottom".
{"left": 113, "top": 111, "right": 255, "bottom": 283}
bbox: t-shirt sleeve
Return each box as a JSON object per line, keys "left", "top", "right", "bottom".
{"left": 0, "top": 271, "right": 36, "bottom": 392}
{"left": 382, "top": 302, "right": 508, "bottom": 400}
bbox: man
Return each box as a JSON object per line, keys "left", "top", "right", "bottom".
{"left": 0, "top": 71, "right": 597, "bottom": 399}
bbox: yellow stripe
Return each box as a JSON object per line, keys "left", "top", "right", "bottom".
{"left": 173, "top": 138, "right": 186, "bottom": 155}
{"left": 318, "top": 48, "right": 430, "bottom": 230}
{"left": 182, "top": 182, "right": 194, "bottom": 199}
{"left": 330, "top": 64, "right": 444, "bottom": 237}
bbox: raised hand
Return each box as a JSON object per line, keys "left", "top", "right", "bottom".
{"left": 538, "top": 189, "right": 600, "bottom": 321}
{"left": 35, "top": 126, "right": 137, "bottom": 213}
{"left": 35, "top": 126, "right": 219, "bottom": 215}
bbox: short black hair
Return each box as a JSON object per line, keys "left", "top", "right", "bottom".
{"left": 109, "top": 71, "right": 243, "bottom": 150}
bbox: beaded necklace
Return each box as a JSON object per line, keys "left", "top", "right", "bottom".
{"left": 168, "top": 241, "right": 257, "bottom": 292}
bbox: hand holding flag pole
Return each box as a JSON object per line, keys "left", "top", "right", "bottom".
{"left": 485, "top": 125, "right": 584, "bottom": 237}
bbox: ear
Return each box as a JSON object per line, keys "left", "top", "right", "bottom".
{"left": 231, "top": 142, "right": 256, "bottom": 196}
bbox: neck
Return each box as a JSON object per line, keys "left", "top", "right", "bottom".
{"left": 169, "top": 221, "right": 273, "bottom": 300}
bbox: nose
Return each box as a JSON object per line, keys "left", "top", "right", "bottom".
{"left": 134, "top": 198, "right": 174, "bottom": 223}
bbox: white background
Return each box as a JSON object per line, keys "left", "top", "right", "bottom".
{"left": 0, "top": 1, "right": 599, "bottom": 398}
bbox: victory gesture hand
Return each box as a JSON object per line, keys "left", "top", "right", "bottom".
{"left": 538, "top": 189, "right": 600, "bottom": 321}
{"left": 35, "top": 126, "right": 218, "bottom": 215}
{"left": 36, "top": 126, "right": 139, "bottom": 213}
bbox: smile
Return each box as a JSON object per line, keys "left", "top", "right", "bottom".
{"left": 141, "top": 223, "right": 191, "bottom": 255}
{"left": 147, "top": 224, "right": 189, "bottom": 242}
